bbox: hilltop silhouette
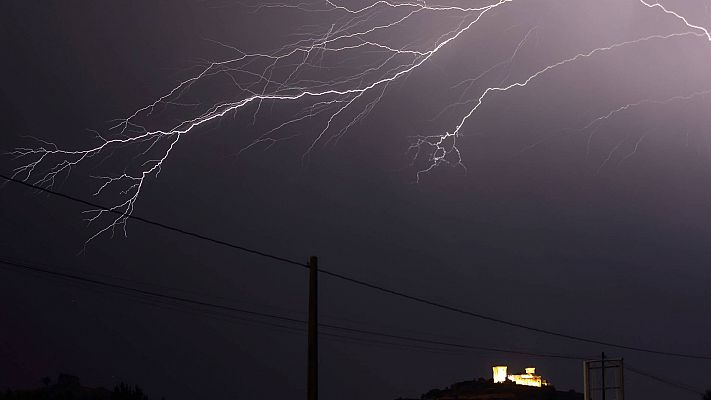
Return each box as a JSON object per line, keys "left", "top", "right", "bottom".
{"left": 397, "top": 377, "right": 583, "bottom": 400}
{"left": 0, "top": 374, "right": 161, "bottom": 400}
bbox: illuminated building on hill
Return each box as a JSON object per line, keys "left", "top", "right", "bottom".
{"left": 492, "top": 366, "right": 550, "bottom": 387}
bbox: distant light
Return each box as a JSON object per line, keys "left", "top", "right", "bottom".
{"left": 492, "top": 366, "right": 508, "bottom": 383}
{"left": 492, "top": 365, "right": 550, "bottom": 387}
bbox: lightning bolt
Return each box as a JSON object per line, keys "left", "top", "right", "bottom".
{"left": 8, "top": 0, "right": 711, "bottom": 242}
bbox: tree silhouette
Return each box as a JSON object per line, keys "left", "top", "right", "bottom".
{"left": 703, "top": 389, "right": 711, "bottom": 400}
{"left": 112, "top": 383, "right": 148, "bottom": 400}
{"left": 0, "top": 375, "right": 160, "bottom": 400}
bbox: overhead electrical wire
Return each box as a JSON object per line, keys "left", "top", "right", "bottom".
{"left": 0, "top": 256, "right": 589, "bottom": 361}
{"left": 2, "top": 258, "right": 705, "bottom": 397}
{"left": 625, "top": 364, "right": 705, "bottom": 396}
{"left": 2, "top": 173, "right": 710, "bottom": 361}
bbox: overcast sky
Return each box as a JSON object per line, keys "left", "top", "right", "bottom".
{"left": 1, "top": 1, "right": 711, "bottom": 399}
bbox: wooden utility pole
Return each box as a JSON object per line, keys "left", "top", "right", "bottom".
{"left": 307, "top": 256, "right": 318, "bottom": 400}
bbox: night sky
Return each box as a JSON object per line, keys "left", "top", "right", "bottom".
{"left": 1, "top": 1, "right": 711, "bottom": 399}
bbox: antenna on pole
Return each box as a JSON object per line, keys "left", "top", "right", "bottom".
{"left": 584, "top": 353, "right": 624, "bottom": 400}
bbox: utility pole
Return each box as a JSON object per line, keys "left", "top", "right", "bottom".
{"left": 307, "top": 256, "right": 318, "bottom": 400}
{"left": 600, "top": 352, "right": 606, "bottom": 400}
{"left": 584, "top": 353, "right": 623, "bottom": 400}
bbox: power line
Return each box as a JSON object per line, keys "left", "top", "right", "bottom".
{"left": 0, "top": 256, "right": 305, "bottom": 322}
{"left": 0, "top": 173, "right": 307, "bottom": 270}
{"left": 6, "top": 259, "right": 708, "bottom": 399}
{"left": 111, "top": 290, "right": 468, "bottom": 357}
{"left": 625, "top": 364, "right": 705, "bottom": 396}
{"left": 122, "top": 295, "right": 468, "bottom": 356}
{"left": 0, "top": 254, "right": 307, "bottom": 318}
{"left": 2, "top": 173, "right": 711, "bottom": 361}
{"left": 317, "top": 269, "right": 711, "bottom": 360}
{"left": 0, "top": 256, "right": 589, "bottom": 361}
{"left": 1, "top": 254, "right": 585, "bottom": 360}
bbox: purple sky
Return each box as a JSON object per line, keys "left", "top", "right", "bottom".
{"left": 1, "top": 1, "right": 711, "bottom": 399}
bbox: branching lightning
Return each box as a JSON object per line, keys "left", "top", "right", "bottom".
{"left": 7, "top": 0, "right": 711, "bottom": 243}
